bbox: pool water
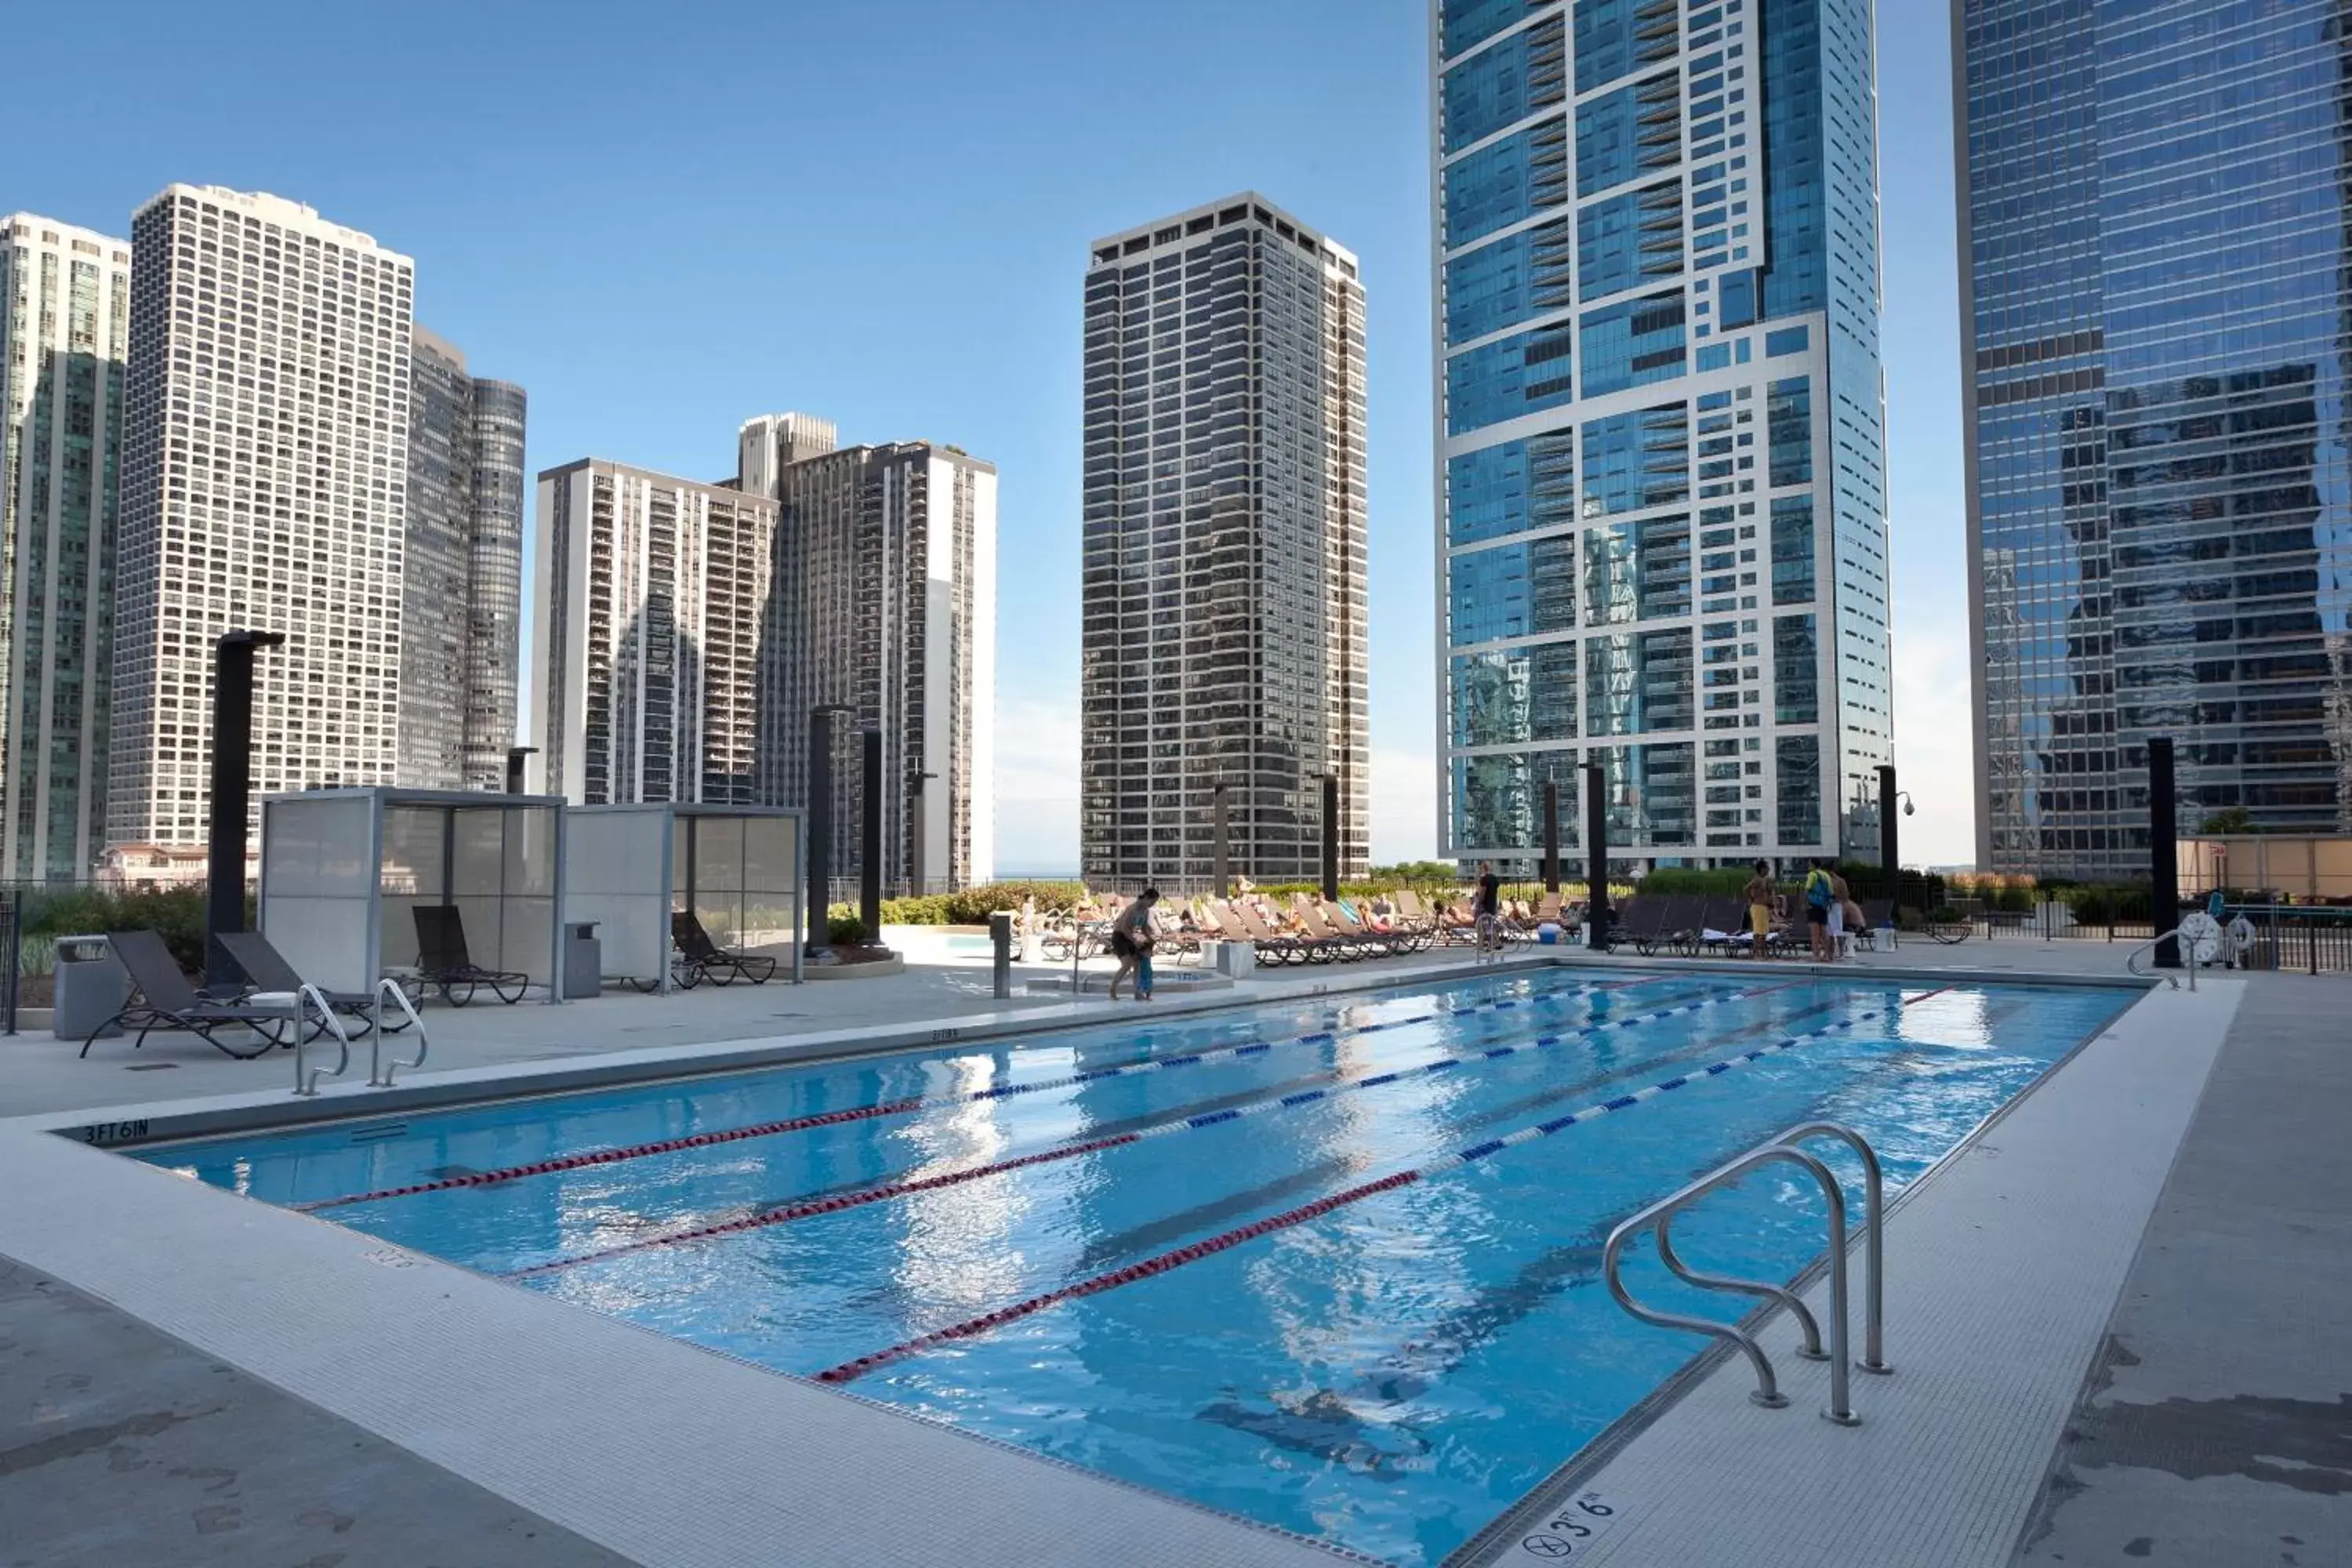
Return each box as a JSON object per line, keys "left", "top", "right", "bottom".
{"left": 141, "top": 968, "right": 2133, "bottom": 1565}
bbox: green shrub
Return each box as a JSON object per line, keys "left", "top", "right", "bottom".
{"left": 20, "top": 884, "right": 222, "bottom": 973}
{"left": 826, "top": 913, "right": 868, "bottom": 946}
{"left": 1638, "top": 867, "right": 1755, "bottom": 897}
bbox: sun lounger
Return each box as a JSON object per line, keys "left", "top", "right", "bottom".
{"left": 219, "top": 929, "right": 414, "bottom": 1033}
{"left": 79, "top": 929, "right": 297, "bottom": 1060}
{"left": 412, "top": 905, "right": 530, "bottom": 1006}
{"left": 671, "top": 909, "right": 778, "bottom": 988}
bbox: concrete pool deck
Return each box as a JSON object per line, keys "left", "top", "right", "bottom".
{"left": 4, "top": 940, "right": 2337, "bottom": 1566}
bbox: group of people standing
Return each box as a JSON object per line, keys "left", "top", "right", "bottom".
{"left": 1744, "top": 858, "right": 1862, "bottom": 961}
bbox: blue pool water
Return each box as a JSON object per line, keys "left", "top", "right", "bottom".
{"left": 140, "top": 969, "right": 2132, "bottom": 1565}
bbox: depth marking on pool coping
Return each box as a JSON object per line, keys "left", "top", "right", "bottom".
{"left": 1450, "top": 978, "right": 2245, "bottom": 1568}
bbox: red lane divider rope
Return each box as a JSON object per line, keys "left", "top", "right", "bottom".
{"left": 294, "top": 976, "right": 1669, "bottom": 1214}
{"left": 815, "top": 1171, "right": 1425, "bottom": 1384}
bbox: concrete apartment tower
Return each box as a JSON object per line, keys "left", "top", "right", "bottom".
{"left": 1080, "top": 194, "right": 1370, "bottom": 889}
{"left": 764, "top": 440, "right": 998, "bottom": 892}
{"left": 1431, "top": 0, "right": 1893, "bottom": 873}
{"left": 1958, "top": 0, "right": 2352, "bottom": 874}
{"left": 531, "top": 459, "right": 779, "bottom": 806}
{"left": 109, "top": 186, "right": 416, "bottom": 851}
{"left": 0, "top": 215, "right": 132, "bottom": 881}
{"left": 405, "top": 325, "right": 526, "bottom": 791}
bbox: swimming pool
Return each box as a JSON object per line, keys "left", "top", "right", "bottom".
{"left": 140, "top": 967, "right": 2135, "bottom": 1565}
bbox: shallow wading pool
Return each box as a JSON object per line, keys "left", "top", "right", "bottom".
{"left": 140, "top": 968, "right": 2135, "bottom": 1565}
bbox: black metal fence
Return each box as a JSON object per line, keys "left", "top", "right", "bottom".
{"left": 1888, "top": 898, "right": 2351, "bottom": 975}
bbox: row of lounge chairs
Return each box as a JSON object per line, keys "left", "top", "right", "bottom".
{"left": 1599, "top": 894, "right": 1893, "bottom": 957}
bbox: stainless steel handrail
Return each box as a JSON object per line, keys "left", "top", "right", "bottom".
{"left": 1778, "top": 1122, "right": 1890, "bottom": 1374}
{"left": 292, "top": 985, "right": 352, "bottom": 1097}
{"left": 1604, "top": 1120, "right": 1892, "bottom": 1425}
{"left": 2124, "top": 927, "right": 2194, "bottom": 989}
{"left": 368, "top": 978, "right": 430, "bottom": 1087}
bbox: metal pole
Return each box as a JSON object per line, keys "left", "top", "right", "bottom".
{"left": 1583, "top": 763, "right": 1609, "bottom": 949}
{"left": 1542, "top": 780, "right": 1561, "bottom": 893}
{"left": 1213, "top": 782, "right": 1229, "bottom": 899}
{"left": 205, "top": 629, "right": 285, "bottom": 992}
{"left": 1320, "top": 773, "right": 1340, "bottom": 901}
{"left": 908, "top": 774, "right": 924, "bottom": 899}
{"left": 2148, "top": 736, "right": 2179, "bottom": 968}
{"left": 861, "top": 729, "right": 883, "bottom": 943}
{"left": 806, "top": 707, "right": 837, "bottom": 955}
{"left": 989, "top": 909, "right": 1013, "bottom": 1000}
{"left": 1877, "top": 764, "right": 1898, "bottom": 906}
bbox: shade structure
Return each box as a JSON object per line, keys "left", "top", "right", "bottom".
{"left": 257, "top": 788, "right": 568, "bottom": 1000}
{"left": 564, "top": 805, "right": 804, "bottom": 992}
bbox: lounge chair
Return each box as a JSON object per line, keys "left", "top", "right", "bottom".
{"left": 219, "top": 929, "right": 414, "bottom": 1033}
{"left": 671, "top": 909, "right": 778, "bottom": 988}
{"left": 1316, "top": 899, "right": 1400, "bottom": 958}
{"left": 80, "top": 930, "right": 299, "bottom": 1060}
{"left": 412, "top": 905, "right": 530, "bottom": 1006}
{"left": 1235, "top": 902, "right": 1345, "bottom": 965}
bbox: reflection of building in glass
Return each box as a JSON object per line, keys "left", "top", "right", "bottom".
{"left": 110, "top": 186, "right": 416, "bottom": 850}
{"left": 1080, "top": 194, "right": 1369, "bottom": 888}
{"left": 764, "top": 440, "right": 997, "bottom": 893}
{"left": 405, "top": 326, "right": 526, "bottom": 791}
{"left": 1432, "top": 0, "right": 1891, "bottom": 873}
{"left": 1961, "top": 1, "right": 2352, "bottom": 874}
{"left": 0, "top": 214, "right": 130, "bottom": 881}
{"left": 532, "top": 460, "right": 779, "bottom": 807}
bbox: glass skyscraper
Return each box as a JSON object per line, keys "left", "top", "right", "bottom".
{"left": 1433, "top": 0, "right": 1890, "bottom": 873}
{"left": 1961, "top": 0, "right": 2352, "bottom": 876}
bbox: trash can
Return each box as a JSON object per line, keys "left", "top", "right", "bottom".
{"left": 563, "top": 922, "right": 601, "bottom": 999}
{"left": 53, "top": 935, "right": 131, "bottom": 1040}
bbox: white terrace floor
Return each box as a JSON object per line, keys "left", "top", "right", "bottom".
{"left": 2, "top": 931, "right": 2341, "bottom": 1568}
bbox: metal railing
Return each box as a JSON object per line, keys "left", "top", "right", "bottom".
{"left": 292, "top": 985, "right": 353, "bottom": 1097}
{"left": 1603, "top": 1122, "right": 1888, "bottom": 1426}
{"left": 368, "top": 978, "right": 430, "bottom": 1087}
{"left": 2125, "top": 927, "right": 2194, "bottom": 990}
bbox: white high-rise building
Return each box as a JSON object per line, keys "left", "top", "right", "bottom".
{"left": 110, "top": 186, "right": 416, "bottom": 848}
{"left": 1080, "top": 194, "right": 1370, "bottom": 888}
{"left": 0, "top": 215, "right": 132, "bottom": 881}
{"left": 531, "top": 459, "right": 781, "bottom": 807}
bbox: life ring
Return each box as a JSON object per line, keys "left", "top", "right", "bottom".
{"left": 2176, "top": 910, "right": 2223, "bottom": 966}
{"left": 2225, "top": 914, "right": 2256, "bottom": 960}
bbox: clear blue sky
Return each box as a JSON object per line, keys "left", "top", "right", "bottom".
{"left": 18, "top": 0, "right": 1976, "bottom": 872}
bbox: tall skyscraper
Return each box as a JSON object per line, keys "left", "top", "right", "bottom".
{"left": 770, "top": 441, "right": 997, "bottom": 891}
{"left": 1432, "top": 0, "right": 1891, "bottom": 873}
{"left": 1080, "top": 194, "right": 1369, "bottom": 889}
{"left": 0, "top": 215, "right": 131, "bottom": 881}
{"left": 111, "top": 186, "right": 416, "bottom": 850}
{"left": 1959, "top": 0, "right": 2352, "bottom": 874}
{"left": 531, "top": 459, "right": 779, "bottom": 807}
{"left": 405, "top": 326, "right": 526, "bottom": 791}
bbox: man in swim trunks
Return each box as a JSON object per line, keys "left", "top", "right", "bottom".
{"left": 1741, "top": 859, "right": 1776, "bottom": 960}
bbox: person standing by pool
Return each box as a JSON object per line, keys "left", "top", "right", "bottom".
{"left": 1741, "top": 859, "right": 1777, "bottom": 960}
{"left": 1803, "top": 859, "right": 1835, "bottom": 960}
{"left": 1108, "top": 887, "right": 1161, "bottom": 1001}
{"left": 1473, "top": 860, "right": 1502, "bottom": 952}
{"left": 1826, "top": 864, "right": 1854, "bottom": 959}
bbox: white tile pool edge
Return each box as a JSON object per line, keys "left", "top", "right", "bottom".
{"left": 1457, "top": 977, "right": 2246, "bottom": 1568}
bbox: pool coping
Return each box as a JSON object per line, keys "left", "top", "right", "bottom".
{"left": 0, "top": 958, "right": 2168, "bottom": 1568}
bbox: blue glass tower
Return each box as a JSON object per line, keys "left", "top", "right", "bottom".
{"left": 1961, "top": 0, "right": 2352, "bottom": 876}
{"left": 1433, "top": 0, "right": 1891, "bottom": 874}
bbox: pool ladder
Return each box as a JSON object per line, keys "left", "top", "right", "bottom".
{"left": 1602, "top": 1122, "right": 1889, "bottom": 1425}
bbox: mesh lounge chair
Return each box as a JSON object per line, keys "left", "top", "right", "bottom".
{"left": 412, "top": 905, "right": 529, "bottom": 1006}
{"left": 80, "top": 930, "right": 296, "bottom": 1060}
{"left": 671, "top": 909, "right": 778, "bottom": 988}
{"left": 219, "top": 929, "right": 414, "bottom": 1033}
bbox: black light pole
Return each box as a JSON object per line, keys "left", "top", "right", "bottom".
{"left": 805, "top": 706, "right": 848, "bottom": 955}
{"left": 1319, "top": 773, "right": 1341, "bottom": 901}
{"left": 506, "top": 746, "right": 537, "bottom": 795}
{"left": 860, "top": 729, "right": 884, "bottom": 945}
{"left": 1582, "top": 763, "right": 1609, "bottom": 950}
{"left": 1212, "top": 781, "right": 1230, "bottom": 898}
{"left": 2149, "top": 736, "right": 2180, "bottom": 968}
{"left": 1877, "top": 764, "right": 1899, "bottom": 903}
{"left": 205, "top": 629, "right": 285, "bottom": 992}
{"left": 1542, "top": 779, "right": 1562, "bottom": 894}
{"left": 908, "top": 771, "right": 938, "bottom": 897}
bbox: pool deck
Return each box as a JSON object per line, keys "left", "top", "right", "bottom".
{"left": 3, "top": 936, "right": 2340, "bottom": 1566}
